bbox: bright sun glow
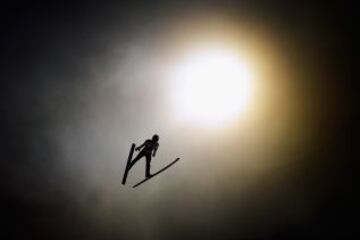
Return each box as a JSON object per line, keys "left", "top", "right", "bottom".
{"left": 171, "top": 48, "right": 253, "bottom": 126}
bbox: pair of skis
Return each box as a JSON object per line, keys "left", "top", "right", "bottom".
{"left": 122, "top": 144, "right": 179, "bottom": 188}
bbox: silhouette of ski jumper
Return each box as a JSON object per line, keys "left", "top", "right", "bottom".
{"left": 122, "top": 134, "right": 179, "bottom": 188}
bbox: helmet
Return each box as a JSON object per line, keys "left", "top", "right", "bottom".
{"left": 152, "top": 134, "right": 159, "bottom": 142}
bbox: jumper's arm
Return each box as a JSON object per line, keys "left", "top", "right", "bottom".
{"left": 152, "top": 144, "right": 159, "bottom": 157}
{"left": 136, "top": 142, "right": 145, "bottom": 151}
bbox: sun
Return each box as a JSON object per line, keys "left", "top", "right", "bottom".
{"left": 170, "top": 48, "right": 253, "bottom": 126}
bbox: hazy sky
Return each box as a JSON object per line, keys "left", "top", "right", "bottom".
{"left": 2, "top": 1, "right": 354, "bottom": 239}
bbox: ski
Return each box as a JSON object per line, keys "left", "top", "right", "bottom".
{"left": 122, "top": 143, "right": 135, "bottom": 185}
{"left": 132, "top": 158, "right": 180, "bottom": 188}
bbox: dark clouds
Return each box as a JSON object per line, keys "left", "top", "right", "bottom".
{"left": 1, "top": 1, "right": 354, "bottom": 239}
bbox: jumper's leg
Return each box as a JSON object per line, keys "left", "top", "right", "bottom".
{"left": 145, "top": 154, "right": 152, "bottom": 178}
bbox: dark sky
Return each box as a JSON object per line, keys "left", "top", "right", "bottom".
{"left": 1, "top": 1, "right": 354, "bottom": 239}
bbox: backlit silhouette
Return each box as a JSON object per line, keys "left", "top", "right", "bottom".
{"left": 122, "top": 134, "right": 179, "bottom": 188}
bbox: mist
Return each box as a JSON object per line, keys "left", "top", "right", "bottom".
{"left": 2, "top": 1, "right": 354, "bottom": 239}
